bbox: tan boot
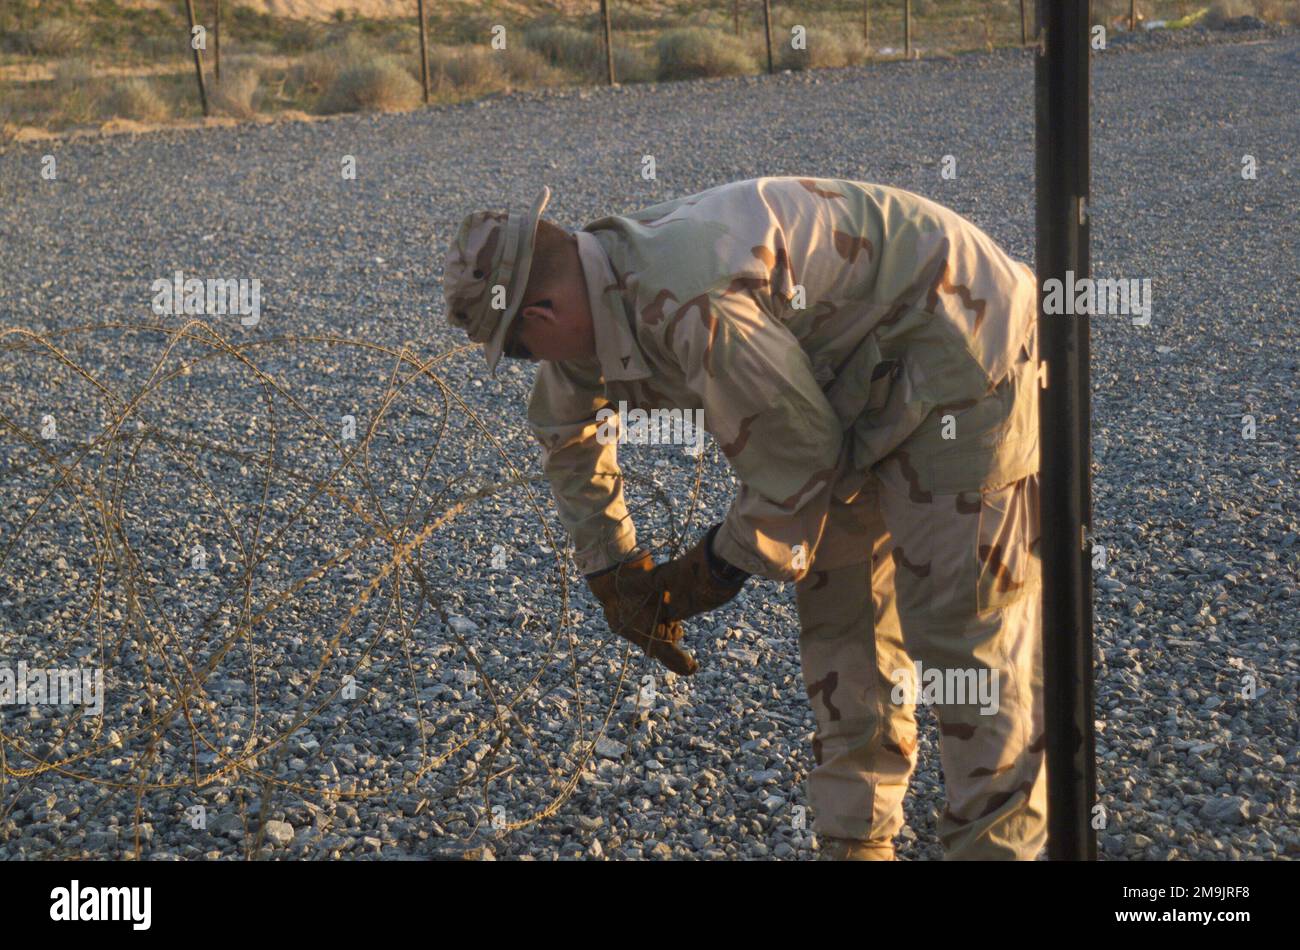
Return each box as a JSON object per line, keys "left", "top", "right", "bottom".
{"left": 817, "top": 836, "right": 896, "bottom": 861}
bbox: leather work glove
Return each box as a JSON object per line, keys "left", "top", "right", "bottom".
{"left": 585, "top": 551, "right": 699, "bottom": 675}
{"left": 653, "top": 524, "right": 750, "bottom": 624}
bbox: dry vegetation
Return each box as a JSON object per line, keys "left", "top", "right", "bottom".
{"left": 1, "top": 0, "right": 1294, "bottom": 138}
{"left": 101, "top": 76, "right": 172, "bottom": 122}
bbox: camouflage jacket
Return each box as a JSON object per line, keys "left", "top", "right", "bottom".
{"left": 526, "top": 177, "right": 1039, "bottom": 582}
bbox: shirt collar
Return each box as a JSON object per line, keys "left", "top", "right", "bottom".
{"left": 575, "top": 229, "right": 652, "bottom": 382}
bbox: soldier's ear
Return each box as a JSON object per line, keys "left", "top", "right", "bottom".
{"left": 521, "top": 299, "right": 555, "bottom": 321}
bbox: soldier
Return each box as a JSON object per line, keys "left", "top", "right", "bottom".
{"left": 441, "top": 177, "right": 1046, "bottom": 861}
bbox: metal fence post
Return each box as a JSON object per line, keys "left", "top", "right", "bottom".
{"left": 601, "top": 0, "right": 615, "bottom": 84}
{"left": 417, "top": 0, "right": 430, "bottom": 104}
{"left": 904, "top": 0, "right": 913, "bottom": 58}
{"left": 183, "top": 0, "right": 209, "bottom": 116}
{"left": 1035, "top": 0, "right": 1097, "bottom": 862}
{"left": 763, "top": 0, "right": 774, "bottom": 73}
{"left": 214, "top": 0, "right": 221, "bottom": 81}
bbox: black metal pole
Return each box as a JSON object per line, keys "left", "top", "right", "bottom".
{"left": 1035, "top": 0, "right": 1096, "bottom": 861}
{"left": 762, "top": 0, "right": 774, "bottom": 73}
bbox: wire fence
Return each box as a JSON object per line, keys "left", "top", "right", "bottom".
{"left": 2, "top": 2, "right": 1262, "bottom": 129}
{"left": 0, "top": 317, "right": 713, "bottom": 858}
{"left": 175, "top": 0, "right": 1054, "bottom": 116}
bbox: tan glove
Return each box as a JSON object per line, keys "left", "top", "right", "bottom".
{"left": 585, "top": 552, "right": 698, "bottom": 675}
{"left": 652, "top": 524, "right": 749, "bottom": 624}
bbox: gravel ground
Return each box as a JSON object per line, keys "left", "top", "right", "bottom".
{"left": 0, "top": 23, "right": 1296, "bottom": 861}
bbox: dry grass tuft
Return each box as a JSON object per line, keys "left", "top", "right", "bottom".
{"left": 101, "top": 77, "right": 171, "bottom": 123}
{"left": 318, "top": 55, "right": 422, "bottom": 114}
{"left": 211, "top": 67, "right": 262, "bottom": 119}
{"left": 656, "top": 27, "right": 757, "bottom": 81}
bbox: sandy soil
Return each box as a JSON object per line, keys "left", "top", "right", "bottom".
{"left": 0, "top": 55, "right": 294, "bottom": 83}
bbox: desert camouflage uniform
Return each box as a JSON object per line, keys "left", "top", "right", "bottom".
{"left": 527, "top": 177, "right": 1046, "bottom": 859}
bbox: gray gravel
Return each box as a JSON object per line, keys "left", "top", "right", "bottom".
{"left": 0, "top": 23, "right": 1296, "bottom": 861}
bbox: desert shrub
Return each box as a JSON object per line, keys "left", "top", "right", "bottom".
{"left": 210, "top": 66, "right": 261, "bottom": 118}
{"left": 496, "top": 45, "right": 565, "bottom": 86}
{"left": 438, "top": 12, "right": 496, "bottom": 45}
{"left": 777, "top": 26, "right": 868, "bottom": 70}
{"left": 290, "top": 34, "right": 372, "bottom": 96}
{"left": 1205, "top": 0, "right": 1276, "bottom": 26}
{"left": 23, "top": 17, "right": 89, "bottom": 56}
{"left": 432, "top": 45, "right": 503, "bottom": 89}
{"left": 1258, "top": 0, "right": 1300, "bottom": 25}
{"left": 612, "top": 45, "right": 656, "bottom": 83}
{"left": 522, "top": 24, "right": 600, "bottom": 72}
{"left": 291, "top": 48, "right": 340, "bottom": 95}
{"left": 378, "top": 24, "right": 420, "bottom": 56}
{"left": 47, "top": 58, "right": 97, "bottom": 125}
{"left": 0, "top": 0, "right": 31, "bottom": 37}
{"left": 138, "top": 32, "right": 186, "bottom": 60}
{"left": 100, "top": 77, "right": 170, "bottom": 122}
{"left": 318, "top": 55, "right": 421, "bottom": 113}
{"left": 655, "top": 27, "right": 756, "bottom": 80}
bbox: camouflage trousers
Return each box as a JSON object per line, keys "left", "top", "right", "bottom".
{"left": 796, "top": 334, "right": 1047, "bottom": 860}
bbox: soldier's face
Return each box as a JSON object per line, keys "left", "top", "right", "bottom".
{"left": 508, "top": 269, "right": 595, "bottom": 364}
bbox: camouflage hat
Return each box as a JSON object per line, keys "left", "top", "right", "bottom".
{"left": 442, "top": 185, "right": 552, "bottom": 375}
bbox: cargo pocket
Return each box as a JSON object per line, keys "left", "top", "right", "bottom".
{"left": 922, "top": 351, "right": 1040, "bottom": 496}
{"left": 974, "top": 473, "right": 1042, "bottom": 614}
